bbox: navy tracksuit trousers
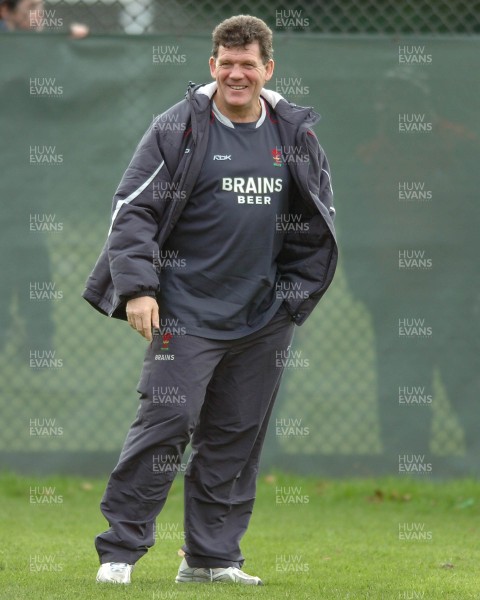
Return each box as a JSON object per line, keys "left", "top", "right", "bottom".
{"left": 95, "top": 304, "right": 295, "bottom": 568}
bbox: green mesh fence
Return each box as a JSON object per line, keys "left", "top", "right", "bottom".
{"left": 0, "top": 31, "right": 479, "bottom": 477}
{"left": 43, "top": 0, "right": 480, "bottom": 35}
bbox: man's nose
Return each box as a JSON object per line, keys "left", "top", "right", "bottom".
{"left": 229, "top": 64, "right": 244, "bottom": 79}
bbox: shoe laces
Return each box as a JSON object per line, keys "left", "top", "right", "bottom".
{"left": 213, "top": 566, "right": 251, "bottom": 582}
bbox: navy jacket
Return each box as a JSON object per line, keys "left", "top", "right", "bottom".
{"left": 82, "top": 82, "right": 338, "bottom": 326}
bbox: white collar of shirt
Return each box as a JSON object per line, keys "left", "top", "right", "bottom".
{"left": 212, "top": 97, "right": 267, "bottom": 129}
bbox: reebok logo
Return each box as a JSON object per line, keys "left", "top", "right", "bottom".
{"left": 213, "top": 154, "right": 231, "bottom": 160}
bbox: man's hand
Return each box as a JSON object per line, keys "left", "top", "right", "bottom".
{"left": 126, "top": 296, "right": 160, "bottom": 341}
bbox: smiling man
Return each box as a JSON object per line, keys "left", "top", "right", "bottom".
{"left": 84, "top": 14, "right": 337, "bottom": 586}
{"left": 209, "top": 36, "right": 274, "bottom": 121}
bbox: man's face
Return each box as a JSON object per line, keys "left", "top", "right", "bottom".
{"left": 209, "top": 42, "right": 274, "bottom": 116}
{"left": 2, "top": 0, "right": 44, "bottom": 31}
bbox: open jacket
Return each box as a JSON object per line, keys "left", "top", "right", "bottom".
{"left": 82, "top": 82, "right": 338, "bottom": 326}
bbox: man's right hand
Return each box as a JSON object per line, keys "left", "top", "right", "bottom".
{"left": 126, "top": 296, "right": 160, "bottom": 341}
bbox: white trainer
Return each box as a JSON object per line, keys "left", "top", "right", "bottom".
{"left": 96, "top": 562, "right": 133, "bottom": 584}
{"left": 175, "top": 558, "right": 263, "bottom": 585}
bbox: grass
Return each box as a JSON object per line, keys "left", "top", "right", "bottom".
{"left": 0, "top": 472, "right": 479, "bottom": 599}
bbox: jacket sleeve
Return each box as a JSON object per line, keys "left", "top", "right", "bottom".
{"left": 107, "top": 119, "right": 173, "bottom": 302}
{"left": 308, "top": 129, "right": 335, "bottom": 221}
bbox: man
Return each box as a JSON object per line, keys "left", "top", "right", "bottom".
{"left": 83, "top": 14, "right": 337, "bottom": 585}
{"left": 0, "top": 0, "right": 88, "bottom": 37}
{"left": 0, "top": 0, "right": 43, "bottom": 30}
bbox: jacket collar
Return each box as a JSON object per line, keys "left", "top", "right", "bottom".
{"left": 186, "top": 81, "right": 320, "bottom": 129}
{"left": 194, "top": 81, "right": 285, "bottom": 108}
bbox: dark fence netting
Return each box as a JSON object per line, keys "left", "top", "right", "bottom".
{"left": 0, "top": 31, "right": 479, "bottom": 477}
{"left": 43, "top": 0, "right": 480, "bottom": 35}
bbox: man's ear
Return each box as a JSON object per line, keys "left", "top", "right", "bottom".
{"left": 264, "top": 59, "right": 275, "bottom": 82}
{"left": 209, "top": 56, "right": 217, "bottom": 80}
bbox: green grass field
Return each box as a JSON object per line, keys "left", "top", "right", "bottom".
{"left": 0, "top": 472, "right": 479, "bottom": 599}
